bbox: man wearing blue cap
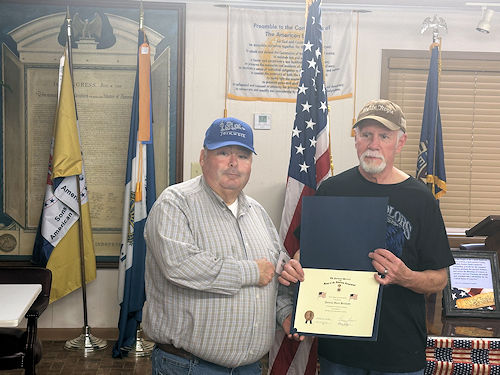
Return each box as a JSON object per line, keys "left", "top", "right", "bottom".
{"left": 143, "top": 117, "right": 293, "bottom": 375}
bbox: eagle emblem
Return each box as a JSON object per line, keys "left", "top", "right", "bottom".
{"left": 72, "top": 12, "right": 103, "bottom": 40}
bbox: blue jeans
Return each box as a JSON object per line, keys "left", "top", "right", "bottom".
{"left": 151, "top": 347, "right": 262, "bottom": 375}
{"left": 319, "top": 357, "right": 425, "bottom": 375}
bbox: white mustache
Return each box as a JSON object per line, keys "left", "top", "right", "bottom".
{"left": 361, "top": 150, "right": 384, "bottom": 160}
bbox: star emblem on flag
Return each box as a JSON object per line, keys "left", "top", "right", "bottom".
{"left": 272, "top": 1, "right": 332, "bottom": 373}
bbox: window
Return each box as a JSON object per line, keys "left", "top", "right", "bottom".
{"left": 381, "top": 50, "right": 500, "bottom": 229}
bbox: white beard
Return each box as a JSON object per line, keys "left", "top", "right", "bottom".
{"left": 360, "top": 150, "right": 386, "bottom": 174}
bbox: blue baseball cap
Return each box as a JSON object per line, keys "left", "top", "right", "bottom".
{"left": 203, "top": 117, "right": 256, "bottom": 154}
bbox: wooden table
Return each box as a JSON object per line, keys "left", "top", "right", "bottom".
{"left": 0, "top": 284, "right": 42, "bottom": 327}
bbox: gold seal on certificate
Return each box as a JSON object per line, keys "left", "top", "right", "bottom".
{"left": 293, "top": 268, "right": 380, "bottom": 338}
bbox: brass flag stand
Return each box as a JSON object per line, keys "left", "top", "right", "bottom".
{"left": 120, "top": 324, "right": 154, "bottom": 357}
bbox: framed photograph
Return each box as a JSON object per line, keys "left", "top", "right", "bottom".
{"left": 443, "top": 250, "right": 500, "bottom": 318}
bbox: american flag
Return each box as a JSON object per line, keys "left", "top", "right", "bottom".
{"left": 451, "top": 287, "right": 495, "bottom": 310}
{"left": 268, "top": 1, "right": 331, "bottom": 374}
{"left": 426, "top": 337, "right": 500, "bottom": 374}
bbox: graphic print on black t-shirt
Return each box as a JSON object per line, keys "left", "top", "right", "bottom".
{"left": 385, "top": 205, "right": 412, "bottom": 257}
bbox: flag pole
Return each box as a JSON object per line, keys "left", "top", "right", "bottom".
{"left": 63, "top": 7, "right": 107, "bottom": 353}
{"left": 417, "top": 15, "right": 447, "bottom": 200}
{"left": 115, "top": 1, "right": 154, "bottom": 357}
{"left": 429, "top": 27, "right": 440, "bottom": 197}
{"left": 351, "top": 10, "right": 360, "bottom": 134}
{"left": 129, "top": 1, "right": 155, "bottom": 357}
{"left": 224, "top": 5, "right": 230, "bottom": 117}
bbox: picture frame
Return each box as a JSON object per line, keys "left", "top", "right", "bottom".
{"left": 443, "top": 250, "right": 500, "bottom": 318}
{"left": 0, "top": 0, "right": 185, "bottom": 265}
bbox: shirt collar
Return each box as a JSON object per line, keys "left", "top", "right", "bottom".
{"left": 200, "top": 175, "right": 251, "bottom": 216}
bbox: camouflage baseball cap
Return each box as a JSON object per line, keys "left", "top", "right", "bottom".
{"left": 353, "top": 99, "right": 406, "bottom": 133}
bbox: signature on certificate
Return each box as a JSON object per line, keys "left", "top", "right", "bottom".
{"left": 337, "top": 316, "right": 355, "bottom": 327}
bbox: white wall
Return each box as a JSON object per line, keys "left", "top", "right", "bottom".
{"left": 184, "top": 4, "right": 500, "bottom": 227}
{"left": 39, "top": 4, "right": 500, "bottom": 329}
{"left": 38, "top": 269, "right": 119, "bottom": 329}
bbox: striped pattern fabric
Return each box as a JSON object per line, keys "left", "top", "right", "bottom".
{"left": 426, "top": 337, "right": 500, "bottom": 375}
{"left": 143, "top": 176, "right": 290, "bottom": 368}
{"left": 270, "top": 1, "right": 330, "bottom": 372}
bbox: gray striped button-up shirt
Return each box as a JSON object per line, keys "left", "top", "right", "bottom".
{"left": 143, "top": 175, "right": 292, "bottom": 368}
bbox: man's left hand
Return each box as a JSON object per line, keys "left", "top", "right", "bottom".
{"left": 368, "top": 248, "right": 449, "bottom": 294}
{"left": 282, "top": 314, "right": 305, "bottom": 341}
{"left": 368, "top": 248, "right": 410, "bottom": 286}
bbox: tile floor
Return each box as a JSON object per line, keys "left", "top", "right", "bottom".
{"left": 1, "top": 341, "right": 151, "bottom": 375}
{"left": 1, "top": 341, "right": 270, "bottom": 374}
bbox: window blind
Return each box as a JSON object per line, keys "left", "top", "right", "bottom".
{"left": 381, "top": 50, "right": 500, "bottom": 229}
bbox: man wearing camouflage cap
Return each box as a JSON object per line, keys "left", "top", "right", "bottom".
{"left": 279, "top": 99, "right": 454, "bottom": 374}
{"left": 143, "top": 117, "right": 293, "bottom": 375}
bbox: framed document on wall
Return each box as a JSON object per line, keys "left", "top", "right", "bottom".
{"left": 0, "top": 0, "right": 185, "bottom": 264}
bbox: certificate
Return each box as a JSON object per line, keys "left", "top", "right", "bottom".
{"left": 291, "top": 196, "right": 387, "bottom": 340}
{"left": 293, "top": 268, "right": 380, "bottom": 337}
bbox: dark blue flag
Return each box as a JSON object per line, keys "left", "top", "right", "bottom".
{"left": 416, "top": 44, "right": 446, "bottom": 199}
{"left": 112, "top": 29, "right": 156, "bottom": 358}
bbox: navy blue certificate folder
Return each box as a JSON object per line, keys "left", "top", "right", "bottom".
{"left": 292, "top": 195, "right": 388, "bottom": 341}
{"left": 300, "top": 196, "right": 388, "bottom": 270}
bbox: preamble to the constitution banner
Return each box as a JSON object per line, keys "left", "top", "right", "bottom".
{"left": 228, "top": 8, "right": 353, "bottom": 101}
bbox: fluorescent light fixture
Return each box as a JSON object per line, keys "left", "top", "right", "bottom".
{"left": 466, "top": 2, "right": 500, "bottom": 6}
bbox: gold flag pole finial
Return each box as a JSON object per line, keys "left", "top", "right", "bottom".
{"left": 139, "top": 1, "right": 144, "bottom": 31}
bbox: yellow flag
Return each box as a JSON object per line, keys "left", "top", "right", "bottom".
{"left": 51, "top": 50, "right": 82, "bottom": 179}
{"left": 46, "top": 202, "right": 96, "bottom": 302}
{"left": 34, "top": 47, "right": 96, "bottom": 303}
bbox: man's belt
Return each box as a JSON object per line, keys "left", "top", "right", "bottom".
{"left": 156, "top": 343, "right": 194, "bottom": 360}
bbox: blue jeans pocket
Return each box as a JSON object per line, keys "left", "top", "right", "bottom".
{"left": 152, "top": 347, "right": 191, "bottom": 375}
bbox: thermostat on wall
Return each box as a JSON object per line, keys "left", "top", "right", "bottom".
{"left": 254, "top": 113, "right": 271, "bottom": 130}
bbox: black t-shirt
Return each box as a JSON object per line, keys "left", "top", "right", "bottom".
{"left": 315, "top": 167, "right": 455, "bottom": 372}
